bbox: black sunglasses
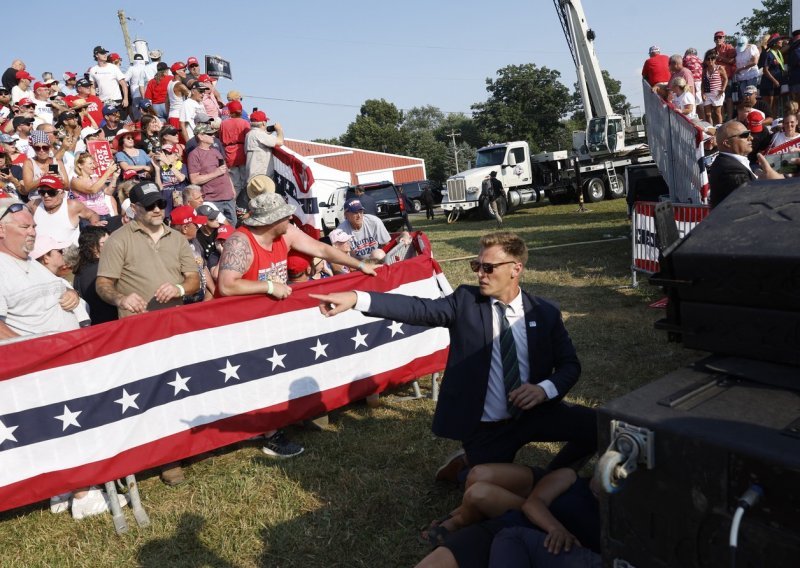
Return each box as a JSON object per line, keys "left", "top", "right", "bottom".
{"left": 727, "top": 130, "right": 752, "bottom": 140}
{"left": 143, "top": 199, "right": 167, "bottom": 211}
{"left": 469, "top": 260, "right": 517, "bottom": 274}
{"left": 33, "top": 145, "right": 50, "bottom": 151}
{"left": 0, "top": 202, "right": 25, "bottom": 221}
{"left": 40, "top": 188, "right": 62, "bottom": 197}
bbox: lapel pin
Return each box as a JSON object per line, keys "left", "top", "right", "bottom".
{"left": 529, "top": 321, "right": 537, "bottom": 328}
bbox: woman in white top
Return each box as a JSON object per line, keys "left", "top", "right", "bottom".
{"left": 671, "top": 77, "right": 697, "bottom": 120}
{"left": 768, "top": 113, "right": 800, "bottom": 152}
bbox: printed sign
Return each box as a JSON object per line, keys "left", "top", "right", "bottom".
{"left": 86, "top": 139, "right": 114, "bottom": 177}
{"left": 205, "top": 56, "right": 232, "bottom": 80}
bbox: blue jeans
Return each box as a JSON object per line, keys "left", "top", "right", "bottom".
{"left": 153, "top": 103, "right": 168, "bottom": 121}
{"left": 210, "top": 199, "right": 237, "bottom": 225}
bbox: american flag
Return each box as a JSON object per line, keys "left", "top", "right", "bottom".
{"left": 0, "top": 243, "right": 450, "bottom": 513}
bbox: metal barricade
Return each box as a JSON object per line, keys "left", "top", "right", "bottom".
{"left": 642, "top": 79, "right": 707, "bottom": 204}
{"left": 631, "top": 200, "right": 710, "bottom": 286}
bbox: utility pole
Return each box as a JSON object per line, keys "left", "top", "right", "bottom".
{"left": 448, "top": 130, "right": 461, "bottom": 172}
{"left": 117, "top": 10, "right": 135, "bottom": 62}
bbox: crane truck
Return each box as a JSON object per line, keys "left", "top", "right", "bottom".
{"left": 441, "top": 0, "right": 653, "bottom": 221}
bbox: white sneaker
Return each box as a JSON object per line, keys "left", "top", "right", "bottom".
{"left": 49, "top": 492, "right": 72, "bottom": 514}
{"left": 71, "top": 488, "right": 128, "bottom": 520}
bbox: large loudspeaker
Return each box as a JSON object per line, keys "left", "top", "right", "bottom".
{"left": 598, "top": 366, "right": 800, "bottom": 568}
{"left": 655, "top": 180, "right": 800, "bottom": 365}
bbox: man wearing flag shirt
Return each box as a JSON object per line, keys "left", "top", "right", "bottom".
{"left": 216, "top": 192, "right": 377, "bottom": 458}
{"left": 310, "top": 232, "right": 597, "bottom": 483}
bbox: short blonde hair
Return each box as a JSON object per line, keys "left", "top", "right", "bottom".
{"left": 479, "top": 232, "right": 528, "bottom": 265}
{"left": 226, "top": 90, "right": 242, "bottom": 101}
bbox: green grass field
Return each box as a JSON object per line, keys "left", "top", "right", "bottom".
{"left": 0, "top": 199, "right": 701, "bottom": 568}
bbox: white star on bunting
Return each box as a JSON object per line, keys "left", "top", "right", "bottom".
{"left": 114, "top": 389, "right": 140, "bottom": 414}
{"left": 387, "top": 321, "right": 405, "bottom": 337}
{"left": 168, "top": 372, "right": 191, "bottom": 395}
{"left": 219, "top": 359, "right": 241, "bottom": 382}
{"left": 267, "top": 349, "right": 287, "bottom": 371}
{"left": 0, "top": 419, "right": 18, "bottom": 443}
{"left": 310, "top": 339, "right": 329, "bottom": 360}
{"left": 55, "top": 405, "right": 82, "bottom": 431}
{"left": 351, "top": 328, "right": 368, "bottom": 349}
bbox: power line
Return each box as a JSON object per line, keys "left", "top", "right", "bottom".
{"left": 244, "top": 94, "right": 472, "bottom": 116}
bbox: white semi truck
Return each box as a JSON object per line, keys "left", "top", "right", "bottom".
{"left": 441, "top": 0, "right": 652, "bottom": 221}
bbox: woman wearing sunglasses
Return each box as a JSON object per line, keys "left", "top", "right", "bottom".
{"left": 20, "top": 130, "right": 67, "bottom": 200}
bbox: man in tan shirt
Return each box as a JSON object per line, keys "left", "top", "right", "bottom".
{"left": 95, "top": 181, "right": 199, "bottom": 486}
{"left": 96, "top": 181, "right": 199, "bottom": 318}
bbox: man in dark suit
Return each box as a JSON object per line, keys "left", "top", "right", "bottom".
{"left": 310, "top": 232, "right": 596, "bottom": 481}
{"left": 709, "top": 120, "right": 783, "bottom": 208}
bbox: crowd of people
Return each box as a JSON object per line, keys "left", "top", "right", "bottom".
{"left": 0, "top": 46, "right": 414, "bottom": 520}
{"left": 643, "top": 29, "right": 800, "bottom": 207}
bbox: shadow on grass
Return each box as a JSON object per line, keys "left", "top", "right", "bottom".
{"left": 137, "top": 512, "right": 240, "bottom": 568}
{"left": 251, "top": 375, "right": 567, "bottom": 568}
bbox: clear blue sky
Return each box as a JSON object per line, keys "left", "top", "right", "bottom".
{"left": 7, "top": 1, "right": 766, "bottom": 141}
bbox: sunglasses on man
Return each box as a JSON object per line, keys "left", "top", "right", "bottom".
{"left": 40, "top": 188, "right": 62, "bottom": 197}
{"left": 726, "top": 130, "right": 752, "bottom": 140}
{"left": 0, "top": 202, "right": 26, "bottom": 221}
{"left": 469, "top": 260, "right": 517, "bottom": 274}
{"left": 142, "top": 200, "right": 167, "bottom": 211}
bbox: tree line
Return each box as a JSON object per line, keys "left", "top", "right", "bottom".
{"left": 315, "top": 63, "right": 630, "bottom": 185}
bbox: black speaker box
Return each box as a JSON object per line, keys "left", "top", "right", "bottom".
{"left": 677, "top": 302, "right": 800, "bottom": 366}
{"left": 668, "top": 181, "right": 800, "bottom": 311}
{"left": 598, "top": 366, "right": 800, "bottom": 568}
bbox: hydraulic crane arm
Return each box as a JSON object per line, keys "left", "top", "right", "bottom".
{"left": 553, "top": 0, "right": 613, "bottom": 124}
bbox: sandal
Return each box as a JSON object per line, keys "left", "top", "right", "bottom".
{"left": 424, "top": 525, "right": 451, "bottom": 547}
{"left": 418, "top": 514, "right": 453, "bottom": 547}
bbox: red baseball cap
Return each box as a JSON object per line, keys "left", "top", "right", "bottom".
{"left": 227, "top": 100, "right": 243, "bottom": 113}
{"left": 122, "top": 170, "right": 138, "bottom": 181}
{"left": 15, "top": 70, "right": 34, "bottom": 81}
{"left": 16, "top": 97, "right": 35, "bottom": 107}
{"left": 171, "top": 62, "right": 186, "bottom": 72}
{"left": 171, "top": 205, "right": 207, "bottom": 226}
{"left": 714, "top": 31, "right": 726, "bottom": 38}
{"left": 37, "top": 174, "right": 64, "bottom": 190}
{"left": 250, "top": 110, "right": 268, "bottom": 123}
{"left": 287, "top": 251, "right": 312, "bottom": 276}
{"left": 187, "top": 57, "right": 199, "bottom": 66}
{"left": 747, "top": 110, "right": 764, "bottom": 133}
{"left": 109, "top": 53, "right": 122, "bottom": 62}
{"left": 216, "top": 224, "right": 234, "bottom": 240}
{"left": 33, "top": 81, "right": 48, "bottom": 91}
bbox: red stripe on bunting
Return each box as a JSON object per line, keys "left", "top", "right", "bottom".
{"left": 0, "top": 346, "right": 448, "bottom": 513}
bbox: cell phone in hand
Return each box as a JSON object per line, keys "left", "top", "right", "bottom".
{"left": 49, "top": 164, "right": 59, "bottom": 173}
{"left": 0, "top": 167, "right": 10, "bottom": 175}
{"left": 218, "top": 158, "right": 224, "bottom": 167}
{"left": 266, "top": 125, "right": 276, "bottom": 133}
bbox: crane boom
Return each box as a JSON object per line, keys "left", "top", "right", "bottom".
{"left": 553, "top": 0, "right": 613, "bottom": 123}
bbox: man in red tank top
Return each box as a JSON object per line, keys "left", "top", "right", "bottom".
{"left": 215, "top": 192, "right": 377, "bottom": 457}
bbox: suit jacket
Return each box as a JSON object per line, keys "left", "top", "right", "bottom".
{"left": 367, "top": 285, "right": 581, "bottom": 441}
{"left": 708, "top": 153, "right": 757, "bottom": 208}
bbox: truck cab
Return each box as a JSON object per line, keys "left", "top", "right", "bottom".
{"left": 441, "top": 141, "right": 536, "bottom": 219}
